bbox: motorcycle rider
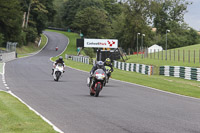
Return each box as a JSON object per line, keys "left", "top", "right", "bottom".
{"left": 52, "top": 56, "right": 65, "bottom": 75}
{"left": 89, "top": 61, "right": 106, "bottom": 89}
{"left": 104, "top": 58, "right": 113, "bottom": 78}
{"left": 90, "top": 60, "right": 106, "bottom": 75}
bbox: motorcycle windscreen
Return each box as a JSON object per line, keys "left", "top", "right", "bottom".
{"left": 94, "top": 69, "right": 105, "bottom": 75}
{"left": 57, "top": 63, "right": 63, "bottom": 67}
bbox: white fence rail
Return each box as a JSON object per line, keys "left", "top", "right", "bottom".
{"left": 160, "top": 66, "right": 200, "bottom": 81}
{"left": 114, "top": 60, "right": 154, "bottom": 75}
{"left": 69, "top": 55, "right": 90, "bottom": 64}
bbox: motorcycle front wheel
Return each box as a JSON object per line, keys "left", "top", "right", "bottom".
{"left": 94, "top": 83, "right": 101, "bottom": 97}
{"left": 55, "top": 71, "right": 61, "bottom": 81}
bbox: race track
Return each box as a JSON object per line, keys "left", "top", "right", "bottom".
{"left": 5, "top": 31, "right": 200, "bottom": 133}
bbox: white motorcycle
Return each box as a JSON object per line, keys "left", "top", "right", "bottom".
{"left": 53, "top": 63, "right": 64, "bottom": 81}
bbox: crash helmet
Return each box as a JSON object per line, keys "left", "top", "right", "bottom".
{"left": 105, "top": 58, "right": 111, "bottom": 65}
{"left": 96, "top": 61, "right": 104, "bottom": 69}
{"left": 59, "top": 56, "right": 63, "bottom": 60}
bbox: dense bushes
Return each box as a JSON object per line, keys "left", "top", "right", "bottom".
{"left": 24, "top": 28, "right": 38, "bottom": 44}
{"left": 83, "top": 48, "right": 95, "bottom": 58}
{"left": 0, "top": 33, "right": 4, "bottom": 46}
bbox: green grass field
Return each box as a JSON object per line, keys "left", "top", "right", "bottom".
{"left": 126, "top": 44, "right": 200, "bottom": 68}
{"left": 16, "top": 34, "right": 47, "bottom": 58}
{"left": 0, "top": 92, "right": 57, "bottom": 133}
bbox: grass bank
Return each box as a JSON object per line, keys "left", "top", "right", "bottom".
{"left": 0, "top": 92, "right": 56, "bottom": 133}
{"left": 49, "top": 29, "right": 200, "bottom": 98}
{"left": 16, "top": 34, "right": 47, "bottom": 58}
{"left": 66, "top": 59, "right": 200, "bottom": 98}
{"left": 125, "top": 44, "right": 200, "bottom": 68}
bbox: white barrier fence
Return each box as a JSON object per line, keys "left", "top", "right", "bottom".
{"left": 113, "top": 60, "right": 154, "bottom": 75}
{"left": 70, "top": 55, "right": 90, "bottom": 64}
{"left": 0, "top": 52, "right": 16, "bottom": 62}
{"left": 160, "top": 66, "right": 200, "bottom": 81}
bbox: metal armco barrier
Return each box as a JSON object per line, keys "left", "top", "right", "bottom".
{"left": 160, "top": 66, "right": 200, "bottom": 81}
{"left": 71, "top": 56, "right": 89, "bottom": 64}
{"left": 114, "top": 60, "right": 154, "bottom": 75}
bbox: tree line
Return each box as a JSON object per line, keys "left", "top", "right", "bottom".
{"left": 1, "top": 0, "right": 199, "bottom": 51}
{"left": 51, "top": 0, "right": 200, "bottom": 52}
{"left": 0, "top": 0, "right": 55, "bottom": 47}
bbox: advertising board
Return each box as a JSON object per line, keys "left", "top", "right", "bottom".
{"left": 84, "top": 39, "right": 118, "bottom": 48}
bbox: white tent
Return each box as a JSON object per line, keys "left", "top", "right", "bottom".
{"left": 148, "top": 44, "right": 163, "bottom": 53}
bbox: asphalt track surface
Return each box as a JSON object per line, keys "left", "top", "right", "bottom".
{"left": 5, "top": 31, "right": 200, "bottom": 133}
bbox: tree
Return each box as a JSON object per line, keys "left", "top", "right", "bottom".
{"left": 72, "top": 7, "right": 111, "bottom": 38}
{"left": 62, "top": 0, "right": 82, "bottom": 27}
{"left": 152, "top": 0, "right": 191, "bottom": 34}
{"left": 112, "top": 0, "right": 152, "bottom": 50}
{"left": 28, "top": 0, "right": 56, "bottom": 35}
{"left": 0, "top": 0, "right": 23, "bottom": 46}
{"left": 0, "top": 33, "right": 4, "bottom": 47}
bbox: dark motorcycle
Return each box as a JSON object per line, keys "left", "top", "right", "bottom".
{"left": 103, "top": 66, "right": 112, "bottom": 86}
{"left": 88, "top": 69, "right": 106, "bottom": 97}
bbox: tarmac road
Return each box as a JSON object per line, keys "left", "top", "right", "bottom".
{"left": 5, "top": 31, "right": 200, "bottom": 133}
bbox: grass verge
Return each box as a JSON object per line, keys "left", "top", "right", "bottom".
{"left": 0, "top": 92, "right": 56, "bottom": 133}
{"left": 16, "top": 34, "right": 47, "bottom": 58}
{"left": 124, "top": 44, "right": 200, "bottom": 69}
{"left": 65, "top": 59, "right": 200, "bottom": 98}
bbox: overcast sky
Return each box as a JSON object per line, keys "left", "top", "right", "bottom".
{"left": 184, "top": 0, "right": 200, "bottom": 31}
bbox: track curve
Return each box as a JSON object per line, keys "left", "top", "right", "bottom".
{"left": 5, "top": 31, "right": 200, "bottom": 133}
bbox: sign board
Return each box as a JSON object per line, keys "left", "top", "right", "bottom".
{"left": 84, "top": 39, "right": 118, "bottom": 48}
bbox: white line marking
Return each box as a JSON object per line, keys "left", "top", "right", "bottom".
{"left": 4, "top": 84, "right": 7, "bottom": 87}
{"left": 2, "top": 55, "right": 64, "bottom": 133}
{"left": 2, "top": 62, "right": 5, "bottom": 75}
{"left": 7, "top": 90, "right": 64, "bottom": 133}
